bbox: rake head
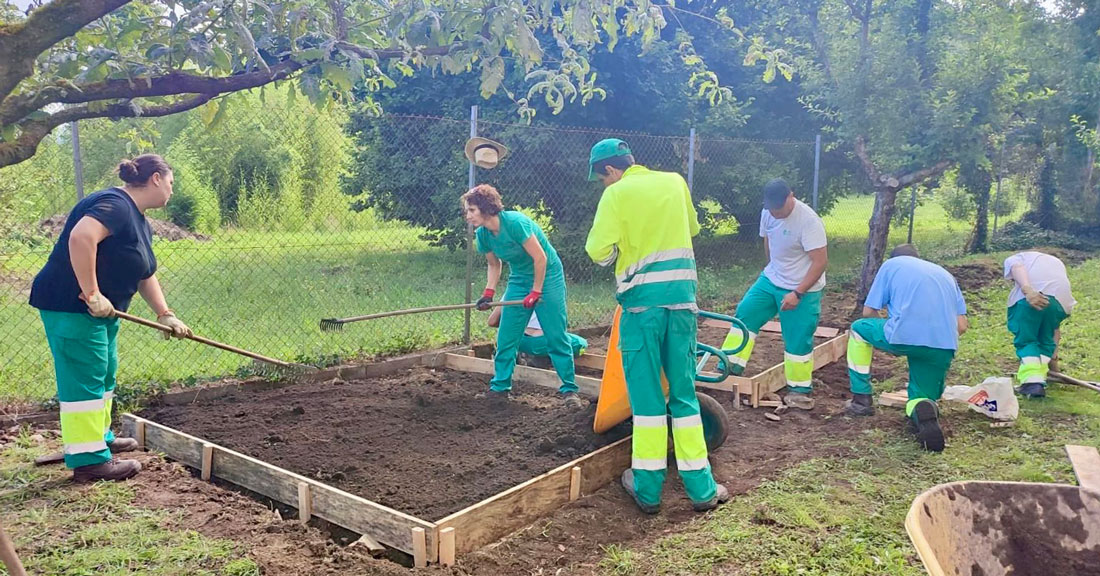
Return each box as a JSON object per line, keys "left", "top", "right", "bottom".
{"left": 319, "top": 318, "right": 345, "bottom": 332}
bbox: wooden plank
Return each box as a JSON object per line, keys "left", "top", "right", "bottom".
{"left": 574, "top": 354, "right": 607, "bottom": 371}
{"left": 878, "top": 390, "right": 909, "bottom": 408}
{"left": 569, "top": 467, "right": 582, "bottom": 501}
{"left": 701, "top": 319, "right": 840, "bottom": 339}
{"left": 1066, "top": 445, "right": 1100, "bottom": 492}
{"left": 436, "top": 436, "right": 631, "bottom": 557}
{"left": 135, "top": 419, "right": 145, "bottom": 450}
{"left": 121, "top": 414, "right": 436, "bottom": 557}
{"left": 443, "top": 353, "right": 601, "bottom": 398}
{"left": 439, "top": 527, "right": 456, "bottom": 567}
{"left": 200, "top": 443, "right": 214, "bottom": 481}
{"left": 412, "top": 527, "right": 427, "bottom": 568}
{"left": 298, "top": 482, "right": 312, "bottom": 524}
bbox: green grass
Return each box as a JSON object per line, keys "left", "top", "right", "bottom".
{"left": 596, "top": 256, "right": 1100, "bottom": 576}
{"left": 0, "top": 195, "right": 1002, "bottom": 403}
{"left": 0, "top": 432, "right": 258, "bottom": 575}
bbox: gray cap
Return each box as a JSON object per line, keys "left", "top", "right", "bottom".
{"left": 763, "top": 178, "right": 791, "bottom": 210}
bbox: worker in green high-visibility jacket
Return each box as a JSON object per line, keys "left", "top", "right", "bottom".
{"left": 719, "top": 178, "right": 828, "bottom": 411}
{"left": 585, "top": 138, "right": 729, "bottom": 514}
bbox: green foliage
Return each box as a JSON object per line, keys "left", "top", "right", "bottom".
{"left": 155, "top": 140, "right": 221, "bottom": 234}
{"left": 990, "top": 221, "right": 1100, "bottom": 252}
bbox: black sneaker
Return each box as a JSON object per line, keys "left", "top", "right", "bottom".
{"left": 911, "top": 399, "right": 945, "bottom": 452}
{"left": 1016, "top": 382, "right": 1046, "bottom": 399}
{"left": 620, "top": 469, "right": 659, "bottom": 514}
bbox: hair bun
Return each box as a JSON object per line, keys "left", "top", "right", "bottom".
{"left": 118, "top": 160, "right": 140, "bottom": 182}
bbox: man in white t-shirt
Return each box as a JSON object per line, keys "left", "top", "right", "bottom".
{"left": 720, "top": 178, "right": 828, "bottom": 410}
{"left": 1004, "top": 251, "right": 1076, "bottom": 398}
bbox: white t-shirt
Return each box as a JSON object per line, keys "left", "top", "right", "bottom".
{"left": 524, "top": 313, "right": 543, "bottom": 336}
{"left": 1004, "top": 251, "right": 1076, "bottom": 314}
{"left": 760, "top": 200, "right": 828, "bottom": 291}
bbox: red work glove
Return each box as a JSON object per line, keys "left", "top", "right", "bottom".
{"left": 522, "top": 290, "right": 542, "bottom": 309}
{"left": 476, "top": 288, "right": 495, "bottom": 311}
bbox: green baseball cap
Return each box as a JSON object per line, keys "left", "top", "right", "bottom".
{"left": 588, "top": 138, "right": 632, "bottom": 181}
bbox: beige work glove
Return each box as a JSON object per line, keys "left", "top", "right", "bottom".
{"left": 82, "top": 292, "right": 116, "bottom": 318}
{"left": 1022, "top": 286, "right": 1049, "bottom": 310}
{"left": 156, "top": 311, "right": 193, "bottom": 340}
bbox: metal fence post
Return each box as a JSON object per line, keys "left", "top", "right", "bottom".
{"left": 812, "top": 134, "right": 821, "bottom": 211}
{"left": 687, "top": 127, "right": 696, "bottom": 191}
{"left": 907, "top": 186, "right": 917, "bottom": 244}
{"left": 71, "top": 121, "right": 85, "bottom": 201}
{"left": 463, "top": 105, "right": 478, "bottom": 345}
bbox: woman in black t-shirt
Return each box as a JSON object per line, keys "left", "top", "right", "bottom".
{"left": 30, "top": 154, "right": 192, "bottom": 483}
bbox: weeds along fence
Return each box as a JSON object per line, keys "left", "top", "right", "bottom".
{"left": 0, "top": 102, "right": 993, "bottom": 405}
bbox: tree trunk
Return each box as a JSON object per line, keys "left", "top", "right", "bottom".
{"left": 855, "top": 185, "right": 900, "bottom": 307}
{"left": 961, "top": 163, "right": 992, "bottom": 253}
{"left": 1037, "top": 144, "right": 1058, "bottom": 230}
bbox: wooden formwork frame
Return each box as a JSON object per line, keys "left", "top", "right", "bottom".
{"left": 121, "top": 348, "right": 630, "bottom": 568}
{"left": 570, "top": 331, "right": 849, "bottom": 408}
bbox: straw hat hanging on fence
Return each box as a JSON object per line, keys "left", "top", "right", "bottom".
{"left": 464, "top": 137, "right": 509, "bottom": 169}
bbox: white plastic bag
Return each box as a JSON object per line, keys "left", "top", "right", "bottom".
{"left": 941, "top": 377, "right": 1019, "bottom": 421}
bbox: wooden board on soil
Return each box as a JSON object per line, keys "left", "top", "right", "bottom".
{"left": 141, "top": 365, "right": 630, "bottom": 522}
{"left": 583, "top": 322, "right": 832, "bottom": 379}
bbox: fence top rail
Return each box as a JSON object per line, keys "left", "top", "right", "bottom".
{"left": 376, "top": 113, "right": 816, "bottom": 144}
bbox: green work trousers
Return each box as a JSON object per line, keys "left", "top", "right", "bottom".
{"left": 519, "top": 332, "right": 587, "bottom": 357}
{"left": 40, "top": 310, "right": 119, "bottom": 469}
{"left": 492, "top": 275, "right": 577, "bottom": 393}
{"left": 1006, "top": 297, "right": 1067, "bottom": 389}
{"left": 847, "top": 318, "right": 955, "bottom": 420}
{"left": 620, "top": 307, "right": 717, "bottom": 507}
{"left": 721, "top": 275, "right": 822, "bottom": 393}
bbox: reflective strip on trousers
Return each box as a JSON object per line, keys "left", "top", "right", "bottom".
{"left": 633, "top": 458, "right": 667, "bottom": 471}
{"left": 784, "top": 351, "right": 814, "bottom": 386}
{"left": 617, "top": 248, "right": 696, "bottom": 283}
{"left": 632, "top": 415, "right": 668, "bottom": 462}
{"left": 64, "top": 440, "right": 108, "bottom": 455}
{"left": 676, "top": 457, "right": 710, "bottom": 471}
{"left": 847, "top": 332, "right": 873, "bottom": 372}
{"left": 722, "top": 330, "right": 757, "bottom": 365}
{"left": 59, "top": 398, "right": 106, "bottom": 413}
{"left": 1017, "top": 361, "right": 1047, "bottom": 384}
{"left": 617, "top": 269, "right": 698, "bottom": 294}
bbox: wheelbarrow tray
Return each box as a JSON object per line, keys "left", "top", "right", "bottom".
{"left": 906, "top": 480, "right": 1100, "bottom": 576}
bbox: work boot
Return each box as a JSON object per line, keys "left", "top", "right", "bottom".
{"left": 784, "top": 391, "right": 814, "bottom": 411}
{"left": 692, "top": 483, "right": 731, "bottom": 512}
{"left": 562, "top": 393, "right": 586, "bottom": 409}
{"left": 1016, "top": 382, "right": 1046, "bottom": 399}
{"left": 108, "top": 437, "right": 139, "bottom": 453}
{"left": 844, "top": 393, "right": 875, "bottom": 417}
{"left": 620, "top": 469, "right": 659, "bottom": 514}
{"left": 72, "top": 458, "right": 141, "bottom": 483}
{"left": 911, "top": 399, "right": 945, "bottom": 453}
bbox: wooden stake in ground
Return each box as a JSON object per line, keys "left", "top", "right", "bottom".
{"left": 0, "top": 523, "right": 28, "bottom": 576}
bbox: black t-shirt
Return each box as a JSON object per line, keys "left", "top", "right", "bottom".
{"left": 29, "top": 188, "right": 157, "bottom": 313}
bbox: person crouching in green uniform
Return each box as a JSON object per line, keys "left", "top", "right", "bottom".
{"left": 844, "top": 244, "right": 969, "bottom": 453}
{"left": 29, "top": 154, "right": 193, "bottom": 482}
{"left": 487, "top": 307, "right": 588, "bottom": 364}
{"left": 585, "top": 138, "right": 729, "bottom": 514}
{"left": 1004, "top": 251, "right": 1076, "bottom": 398}
{"left": 462, "top": 184, "right": 582, "bottom": 408}
{"left": 720, "top": 178, "right": 828, "bottom": 410}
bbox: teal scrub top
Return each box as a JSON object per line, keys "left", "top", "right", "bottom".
{"left": 476, "top": 211, "right": 563, "bottom": 285}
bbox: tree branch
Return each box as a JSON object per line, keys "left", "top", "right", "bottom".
{"left": 803, "top": 7, "right": 840, "bottom": 92}
{"left": 1, "top": 60, "right": 303, "bottom": 125}
{"left": 0, "top": 0, "right": 130, "bottom": 102}
{"left": 0, "top": 95, "right": 214, "bottom": 168}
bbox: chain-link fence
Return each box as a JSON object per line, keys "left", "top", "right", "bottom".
{"left": 0, "top": 99, "right": 1008, "bottom": 407}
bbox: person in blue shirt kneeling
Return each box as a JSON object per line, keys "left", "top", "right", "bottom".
{"left": 844, "top": 244, "right": 969, "bottom": 453}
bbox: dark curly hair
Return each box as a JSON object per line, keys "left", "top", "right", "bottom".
{"left": 118, "top": 154, "right": 172, "bottom": 185}
{"left": 461, "top": 184, "right": 504, "bottom": 216}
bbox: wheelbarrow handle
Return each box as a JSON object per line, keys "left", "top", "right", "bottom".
{"left": 696, "top": 310, "right": 750, "bottom": 355}
{"left": 696, "top": 342, "right": 732, "bottom": 383}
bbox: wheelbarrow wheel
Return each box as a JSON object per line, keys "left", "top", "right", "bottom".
{"left": 697, "top": 392, "right": 730, "bottom": 451}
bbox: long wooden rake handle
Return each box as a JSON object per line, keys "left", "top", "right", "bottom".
{"left": 0, "top": 523, "right": 27, "bottom": 576}
{"left": 326, "top": 299, "right": 528, "bottom": 325}
{"left": 1049, "top": 371, "right": 1100, "bottom": 393}
{"left": 115, "top": 311, "right": 294, "bottom": 368}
